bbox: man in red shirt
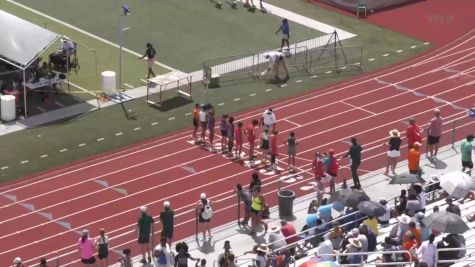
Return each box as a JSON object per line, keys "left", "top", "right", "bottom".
{"left": 270, "top": 131, "right": 278, "bottom": 171}
{"left": 244, "top": 119, "right": 259, "bottom": 160}
{"left": 406, "top": 118, "right": 422, "bottom": 151}
{"left": 280, "top": 220, "right": 299, "bottom": 255}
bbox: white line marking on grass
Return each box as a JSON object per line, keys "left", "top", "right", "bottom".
{"left": 168, "top": 117, "right": 175, "bottom": 121}
{"left": 424, "top": 42, "right": 430, "bottom": 45}
{"left": 410, "top": 45, "right": 417, "bottom": 49}
{"left": 218, "top": 103, "right": 225, "bottom": 106}
{"left": 249, "top": 93, "right": 256, "bottom": 97}
{"left": 67, "top": 81, "right": 97, "bottom": 97}
{"left": 115, "top": 132, "right": 124, "bottom": 136}
{"left": 368, "top": 58, "right": 375, "bottom": 61}
{"left": 311, "top": 75, "right": 318, "bottom": 79}
{"left": 20, "top": 160, "right": 29, "bottom": 164}
{"left": 133, "top": 127, "right": 141, "bottom": 131}
{"left": 53, "top": 101, "right": 65, "bottom": 107}
{"left": 383, "top": 54, "right": 389, "bottom": 57}
{"left": 265, "top": 89, "right": 272, "bottom": 92}
{"left": 1, "top": 166, "right": 8, "bottom": 170}
{"left": 40, "top": 155, "right": 48, "bottom": 158}
{"left": 97, "top": 138, "right": 105, "bottom": 142}
{"left": 397, "top": 50, "right": 403, "bottom": 53}
{"left": 6, "top": 0, "right": 177, "bottom": 72}
{"left": 279, "top": 84, "right": 287, "bottom": 88}
{"left": 340, "top": 66, "right": 347, "bottom": 70}
{"left": 296, "top": 80, "right": 302, "bottom": 83}
{"left": 123, "top": 83, "right": 134, "bottom": 89}
{"left": 59, "top": 149, "right": 68, "bottom": 153}
{"left": 325, "top": 70, "right": 333, "bottom": 74}
{"left": 140, "top": 79, "right": 147, "bottom": 84}
{"left": 78, "top": 143, "right": 86, "bottom": 147}
{"left": 234, "top": 98, "right": 241, "bottom": 102}
{"left": 151, "top": 122, "right": 159, "bottom": 126}
{"left": 185, "top": 113, "right": 192, "bottom": 116}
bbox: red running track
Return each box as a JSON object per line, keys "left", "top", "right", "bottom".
{"left": 1, "top": 30, "right": 475, "bottom": 267}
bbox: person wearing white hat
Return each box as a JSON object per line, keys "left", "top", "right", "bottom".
{"left": 136, "top": 206, "right": 155, "bottom": 264}
{"left": 344, "top": 238, "right": 362, "bottom": 264}
{"left": 78, "top": 229, "right": 97, "bottom": 266}
{"left": 13, "top": 257, "right": 23, "bottom": 267}
{"left": 159, "top": 201, "right": 174, "bottom": 246}
{"left": 262, "top": 51, "right": 289, "bottom": 81}
{"left": 396, "top": 214, "right": 411, "bottom": 245}
{"left": 383, "top": 129, "right": 401, "bottom": 175}
{"left": 427, "top": 109, "right": 443, "bottom": 160}
{"left": 267, "top": 225, "right": 286, "bottom": 251}
{"left": 196, "top": 193, "right": 212, "bottom": 241}
{"left": 315, "top": 239, "right": 335, "bottom": 261}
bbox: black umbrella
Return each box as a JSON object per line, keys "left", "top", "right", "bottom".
{"left": 389, "top": 173, "right": 425, "bottom": 185}
{"left": 329, "top": 189, "right": 370, "bottom": 208}
{"left": 357, "top": 201, "right": 386, "bottom": 217}
{"left": 425, "top": 211, "right": 469, "bottom": 234}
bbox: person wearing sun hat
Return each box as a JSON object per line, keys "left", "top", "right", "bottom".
{"left": 383, "top": 129, "right": 402, "bottom": 175}
{"left": 267, "top": 225, "right": 286, "bottom": 251}
{"left": 408, "top": 141, "right": 422, "bottom": 176}
{"left": 136, "top": 206, "right": 155, "bottom": 264}
{"left": 13, "top": 257, "right": 24, "bottom": 267}
{"left": 344, "top": 238, "right": 363, "bottom": 264}
{"left": 396, "top": 214, "right": 411, "bottom": 245}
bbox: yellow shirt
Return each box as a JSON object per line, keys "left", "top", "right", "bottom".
{"left": 363, "top": 217, "right": 379, "bottom": 235}
{"left": 251, "top": 195, "right": 262, "bottom": 211}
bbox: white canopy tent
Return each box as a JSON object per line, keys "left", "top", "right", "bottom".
{"left": 0, "top": 9, "right": 60, "bottom": 116}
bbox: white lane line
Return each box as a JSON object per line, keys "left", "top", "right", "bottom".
{"left": 396, "top": 50, "right": 403, "bottom": 53}
{"left": 249, "top": 93, "right": 257, "bottom": 96}
{"left": 1, "top": 166, "right": 8, "bottom": 170}
{"left": 311, "top": 75, "right": 318, "bottom": 78}
{"left": 115, "top": 132, "right": 124, "bottom": 136}
{"left": 233, "top": 98, "right": 241, "bottom": 102}
{"left": 78, "top": 143, "right": 86, "bottom": 147}
{"left": 168, "top": 117, "right": 175, "bottom": 121}
{"left": 218, "top": 103, "right": 225, "bottom": 106}
{"left": 185, "top": 113, "right": 192, "bottom": 116}
{"left": 368, "top": 58, "right": 375, "bottom": 61}
{"left": 20, "top": 160, "right": 29, "bottom": 164}
{"left": 97, "top": 138, "right": 105, "bottom": 142}
{"left": 123, "top": 83, "right": 134, "bottom": 89}
{"left": 265, "top": 89, "right": 272, "bottom": 92}
{"left": 296, "top": 80, "right": 302, "bottom": 83}
{"left": 40, "top": 155, "right": 48, "bottom": 158}
{"left": 340, "top": 100, "right": 377, "bottom": 115}
{"left": 151, "top": 122, "right": 159, "bottom": 126}
{"left": 382, "top": 54, "right": 389, "bottom": 57}
{"left": 325, "top": 70, "right": 332, "bottom": 74}
{"left": 133, "top": 127, "right": 141, "bottom": 131}
{"left": 283, "top": 119, "right": 302, "bottom": 127}
{"left": 410, "top": 45, "right": 417, "bottom": 49}
{"left": 59, "top": 149, "right": 68, "bottom": 153}
{"left": 424, "top": 42, "right": 430, "bottom": 45}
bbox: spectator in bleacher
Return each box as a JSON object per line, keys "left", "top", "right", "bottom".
{"left": 445, "top": 197, "right": 461, "bottom": 216}
{"left": 413, "top": 184, "right": 426, "bottom": 213}
{"left": 344, "top": 238, "right": 363, "bottom": 264}
{"left": 154, "top": 237, "right": 174, "bottom": 267}
{"left": 39, "top": 258, "right": 49, "bottom": 267}
{"left": 323, "top": 149, "right": 339, "bottom": 192}
{"left": 268, "top": 225, "right": 287, "bottom": 251}
{"left": 395, "top": 214, "right": 411, "bottom": 245}
{"left": 160, "top": 201, "right": 175, "bottom": 246}
{"left": 461, "top": 134, "right": 474, "bottom": 174}
{"left": 317, "top": 198, "right": 332, "bottom": 223}
{"left": 78, "top": 229, "right": 96, "bottom": 266}
{"left": 249, "top": 172, "right": 262, "bottom": 192}
{"left": 136, "top": 206, "right": 155, "bottom": 264}
{"left": 402, "top": 232, "right": 418, "bottom": 262}
{"left": 426, "top": 109, "right": 443, "bottom": 160}
{"left": 408, "top": 142, "right": 422, "bottom": 176}
{"left": 378, "top": 199, "right": 391, "bottom": 227}
{"left": 437, "top": 233, "right": 466, "bottom": 266}
{"left": 95, "top": 228, "right": 109, "bottom": 267}
{"left": 341, "top": 137, "right": 363, "bottom": 189}
{"left": 315, "top": 239, "right": 336, "bottom": 262}
{"left": 355, "top": 228, "right": 368, "bottom": 260}
{"left": 326, "top": 221, "right": 344, "bottom": 250}
{"left": 406, "top": 118, "right": 423, "bottom": 151}
{"left": 431, "top": 206, "right": 442, "bottom": 237}
{"left": 383, "top": 129, "right": 402, "bottom": 176}
{"left": 405, "top": 222, "right": 422, "bottom": 248}
{"left": 196, "top": 259, "right": 207, "bottom": 267}
{"left": 377, "top": 237, "right": 398, "bottom": 266}
{"left": 359, "top": 224, "right": 376, "bottom": 252}
{"left": 174, "top": 242, "right": 199, "bottom": 267}
{"left": 226, "top": 254, "right": 236, "bottom": 267}
{"left": 405, "top": 193, "right": 422, "bottom": 216}
{"left": 251, "top": 186, "right": 268, "bottom": 235}
{"left": 415, "top": 212, "right": 430, "bottom": 242}
{"left": 396, "top": 190, "right": 408, "bottom": 216}
{"left": 273, "top": 250, "right": 292, "bottom": 267}
{"left": 362, "top": 216, "right": 379, "bottom": 235}
{"left": 307, "top": 199, "right": 318, "bottom": 214}
{"left": 13, "top": 257, "right": 24, "bottom": 267}
{"left": 280, "top": 220, "right": 299, "bottom": 255}
{"left": 417, "top": 234, "right": 436, "bottom": 267}
{"left": 117, "top": 248, "right": 132, "bottom": 267}
{"left": 218, "top": 241, "right": 233, "bottom": 267}
{"left": 236, "top": 184, "right": 252, "bottom": 225}
{"left": 244, "top": 244, "right": 270, "bottom": 267}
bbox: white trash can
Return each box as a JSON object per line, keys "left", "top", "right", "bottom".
{"left": 101, "top": 71, "right": 117, "bottom": 96}
{"left": 1, "top": 95, "right": 16, "bottom": 121}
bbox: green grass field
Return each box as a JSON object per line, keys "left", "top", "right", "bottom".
{"left": 0, "top": 0, "right": 431, "bottom": 182}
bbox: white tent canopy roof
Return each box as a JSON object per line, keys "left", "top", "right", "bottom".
{"left": 0, "top": 9, "right": 60, "bottom": 69}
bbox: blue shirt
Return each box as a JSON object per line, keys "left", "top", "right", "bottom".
{"left": 281, "top": 23, "right": 289, "bottom": 35}
{"left": 318, "top": 204, "right": 332, "bottom": 222}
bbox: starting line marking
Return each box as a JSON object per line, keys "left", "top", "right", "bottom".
{"left": 396, "top": 50, "right": 403, "bottom": 53}
{"left": 185, "top": 113, "right": 192, "bottom": 116}
{"left": 424, "top": 42, "right": 430, "bottom": 45}
{"left": 311, "top": 75, "right": 318, "bottom": 79}
{"left": 97, "top": 138, "right": 105, "bottom": 142}
{"left": 410, "top": 45, "right": 417, "bottom": 49}
{"left": 325, "top": 70, "right": 333, "bottom": 74}
{"left": 296, "top": 80, "right": 302, "bottom": 83}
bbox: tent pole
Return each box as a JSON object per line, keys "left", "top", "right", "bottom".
{"left": 23, "top": 70, "right": 27, "bottom": 117}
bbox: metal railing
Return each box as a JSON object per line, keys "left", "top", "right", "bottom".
{"left": 435, "top": 246, "right": 475, "bottom": 266}
{"left": 228, "top": 256, "right": 296, "bottom": 267}
{"left": 314, "top": 250, "right": 414, "bottom": 266}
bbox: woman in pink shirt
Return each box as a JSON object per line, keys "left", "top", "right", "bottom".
{"left": 270, "top": 131, "right": 278, "bottom": 171}
{"left": 427, "top": 109, "right": 443, "bottom": 159}
{"left": 78, "top": 229, "right": 97, "bottom": 266}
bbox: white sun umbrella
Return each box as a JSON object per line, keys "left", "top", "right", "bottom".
{"left": 439, "top": 171, "right": 475, "bottom": 198}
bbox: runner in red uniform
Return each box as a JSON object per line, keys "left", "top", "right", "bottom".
{"left": 244, "top": 119, "right": 259, "bottom": 160}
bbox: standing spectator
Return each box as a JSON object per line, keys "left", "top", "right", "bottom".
{"left": 207, "top": 111, "right": 216, "bottom": 152}
{"left": 377, "top": 237, "right": 398, "bottom": 265}
{"left": 405, "top": 222, "right": 422, "bottom": 248}
{"left": 39, "top": 258, "right": 49, "bottom": 267}
{"left": 383, "top": 129, "right": 401, "bottom": 175}
{"left": 160, "top": 201, "right": 174, "bottom": 246}
{"left": 408, "top": 142, "right": 422, "bottom": 175}
{"left": 461, "top": 134, "right": 474, "bottom": 173}
{"left": 154, "top": 237, "right": 174, "bottom": 267}
{"left": 136, "top": 206, "right": 155, "bottom": 264}
{"left": 13, "top": 257, "right": 24, "bottom": 267}
{"left": 227, "top": 117, "right": 235, "bottom": 155}
{"left": 174, "top": 242, "right": 199, "bottom": 267}
{"left": 259, "top": 128, "right": 270, "bottom": 164}
{"left": 416, "top": 212, "right": 430, "bottom": 242}
{"left": 362, "top": 216, "right": 379, "bottom": 236}
{"left": 360, "top": 224, "right": 376, "bottom": 252}
{"left": 396, "top": 214, "right": 411, "bottom": 245}
{"left": 234, "top": 122, "right": 243, "bottom": 158}
{"left": 138, "top": 43, "right": 156, "bottom": 78}
{"left": 243, "top": 244, "right": 269, "bottom": 267}
{"left": 427, "top": 109, "right": 443, "bottom": 160}
{"left": 199, "top": 105, "right": 208, "bottom": 145}
{"left": 402, "top": 232, "right": 418, "bottom": 262}
{"left": 192, "top": 104, "right": 200, "bottom": 140}
{"left": 280, "top": 220, "right": 299, "bottom": 255}
{"left": 220, "top": 114, "right": 229, "bottom": 153}
{"left": 218, "top": 241, "right": 233, "bottom": 267}
{"left": 355, "top": 228, "right": 369, "bottom": 257}
{"left": 196, "top": 193, "right": 212, "bottom": 241}
{"left": 244, "top": 119, "right": 259, "bottom": 161}
{"left": 326, "top": 222, "right": 344, "bottom": 250}
{"left": 417, "top": 234, "right": 437, "bottom": 267}
{"left": 405, "top": 194, "right": 422, "bottom": 217}
{"left": 260, "top": 108, "right": 277, "bottom": 131}
{"left": 275, "top": 19, "right": 290, "bottom": 51}
{"left": 284, "top": 131, "right": 298, "bottom": 172}
{"left": 324, "top": 149, "right": 339, "bottom": 192}
{"left": 236, "top": 184, "right": 252, "bottom": 225}
{"left": 263, "top": 51, "right": 289, "bottom": 81}
{"left": 95, "top": 228, "right": 109, "bottom": 267}
{"left": 249, "top": 172, "right": 262, "bottom": 191}
{"left": 118, "top": 248, "right": 132, "bottom": 267}
{"left": 317, "top": 198, "right": 332, "bottom": 223}
{"left": 413, "top": 184, "right": 426, "bottom": 213}
{"left": 78, "top": 230, "right": 96, "bottom": 266}
{"left": 445, "top": 197, "right": 461, "bottom": 216}
{"left": 342, "top": 137, "right": 363, "bottom": 189}
{"left": 344, "top": 238, "right": 362, "bottom": 264}
{"left": 250, "top": 186, "right": 268, "bottom": 235}
{"left": 269, "top": 131, "right": 279, "bottom": 171}
{"left": 378, "top": 199, "right": 391, "bottom": 227}
{"left": 268, "top": 225, "right": 287, "bottom": 251}
{"left": 406, "top": 118, "right": 423, "bottom": 151}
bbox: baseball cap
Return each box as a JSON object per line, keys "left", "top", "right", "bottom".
{"left": 164, "top": 201, "right": 170, "bottom": 208}
{"left": 13, "top": 257, "right": 22, "bottom": 263}
{"left": 140, "top": 206, "right": 147, "bottom": 212}
{"left": 200, "top": 193, "right": 207, "bottom": 199}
